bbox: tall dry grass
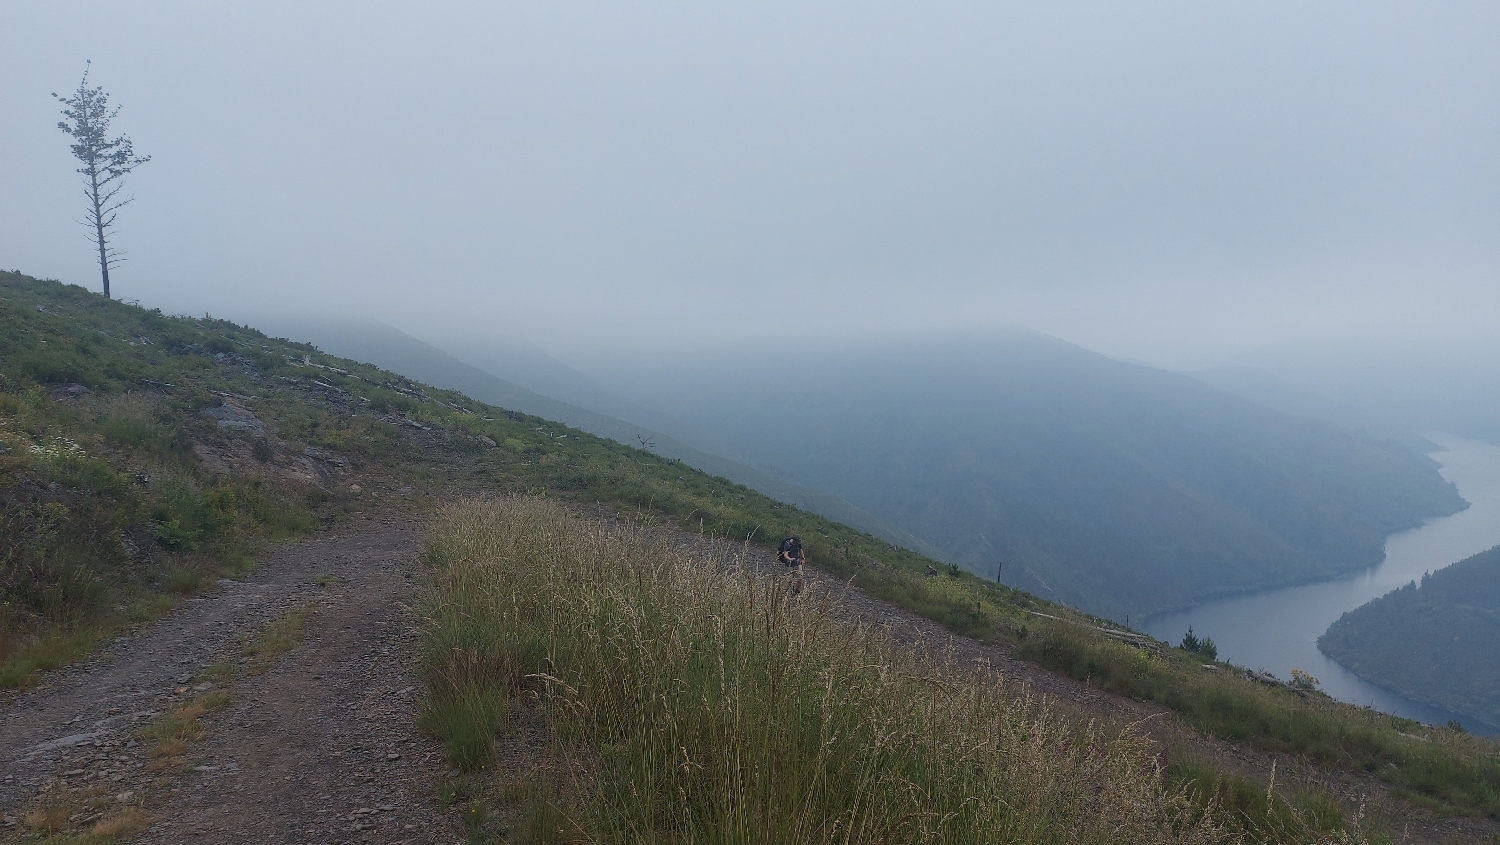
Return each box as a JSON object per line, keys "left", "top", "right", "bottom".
{"left": 420, "top": 497, "right": 1354, "bottom": 844}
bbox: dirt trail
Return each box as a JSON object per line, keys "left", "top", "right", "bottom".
{"left": 1, "top": 516, "right": 459, "bottom": 844}
{"left": 4, "top": 510, "right": 1497, "bottom": 844}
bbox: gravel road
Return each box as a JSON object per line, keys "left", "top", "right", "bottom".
{"left": 0, "top": 515, "right": 461, "bottom": 845}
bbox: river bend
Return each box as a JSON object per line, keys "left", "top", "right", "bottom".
{"left": 1144, "top": 436, "right": 1500, "bottom": 733}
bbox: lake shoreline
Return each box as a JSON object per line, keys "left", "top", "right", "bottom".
{"left": 1142, "top": 435, "right": 1500, "bottom": 734}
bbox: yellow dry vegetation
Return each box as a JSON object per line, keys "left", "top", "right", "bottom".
{"left": 419, "top": 497, "right": 1371, "bottom": 844}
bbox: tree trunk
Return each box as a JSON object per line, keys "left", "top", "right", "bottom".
{"left": 96, "top": 221, "right": 111, "bottom": 299}
{"left": 89, "top": 166, "right": 110, "bottom": 299}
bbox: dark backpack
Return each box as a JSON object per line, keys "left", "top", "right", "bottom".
{"left": 779, "top": 536, "right": 802, "bottom": 565}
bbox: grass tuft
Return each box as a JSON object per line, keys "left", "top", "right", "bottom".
{"left": 0, "top": 628, "right": 99, "bottom": 690}
{"left": 418, "top": 679, "right": 511, "bottom": 772}
{"left": 140, "top": 689, "right": 232, "bottom": 765}
{"left": 17, "top": 792, "right": 150, "bottom": 844}
{"left": 242, "top": 605, "right": 312, "bottom": 675}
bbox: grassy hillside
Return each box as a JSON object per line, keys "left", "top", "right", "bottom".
{"left": 587, "top": 331, "right": 1467, "bottom": 620}
{"left": 4, "top": 272, "right": 1499, "bottom": 825}
{"left": 0, "top": 270, "right": 965, "bottom": 689}
{"left": 420, "top": 497, "right": 1351, "bottom": 844}
{"left": 1320, "top": 544, "right": 1500, "bottom": 730}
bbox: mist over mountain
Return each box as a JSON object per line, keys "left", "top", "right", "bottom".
{"left": 437, "top": 334, "right": 728, "bottom": 456}
{"left": 572, "top": 328, "right": 1466, "bottom": 620}
{"left": 1204, "top": 336, "right": 1500, "bottom": 446}
{"left": 1191, "top": 367, "right": 1363, "bottom": 431}
{"left": 1320, "top": 544, "right": 1500, "bottom": 730}
{"left": 255, "top": 317, "right": 947, "bottom": 559}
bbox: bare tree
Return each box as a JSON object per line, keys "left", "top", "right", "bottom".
{"left": 54, "top": 61, "right": 150, "bottom": 299}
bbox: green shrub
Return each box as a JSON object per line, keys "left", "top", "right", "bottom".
{"left": 1182, "top": 626, "right": 1219, "bottom": 661}
{"left": 98, "top": 401, "right": 182, "bottom": 456}
{"left": 6, "top": 559, "right": 108, "bottom": 621}
{"left": 9, "top": 349, "right": 101, "bottom": 386}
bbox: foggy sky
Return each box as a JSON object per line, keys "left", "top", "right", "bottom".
{"left": 3, "top": 2, "right": 1498, "bottom": 370}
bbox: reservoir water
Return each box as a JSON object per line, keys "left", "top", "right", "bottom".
{"left": 1143, "top": 435, "right": 1500, "bottom": 734}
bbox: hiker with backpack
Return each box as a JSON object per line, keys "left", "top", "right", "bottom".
{"left": 778, "top": 534, "right": 806, "bottom": 595}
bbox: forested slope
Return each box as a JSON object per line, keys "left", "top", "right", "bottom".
{"left": 590, "top": 330, "right": 1467, "bottom": 619}
{"left": 1320, "top": 544, "right": 1500, "bottom": 730}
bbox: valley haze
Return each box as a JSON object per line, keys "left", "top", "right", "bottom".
{"left": 284, "top": 320, "right": 1471, "bottom": 622}
{"left": 4, "top": 1, "right": 1500, "bottom": 815}
{"left": 1, "top": 2, "right": 1497, "bottom": 376}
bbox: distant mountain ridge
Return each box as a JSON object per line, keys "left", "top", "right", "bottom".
{"left": 256, "top": 318, "right": 948, "bottom": 560}
{"left": 578, "top": 328, "right": 1468, "bottom": 620}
